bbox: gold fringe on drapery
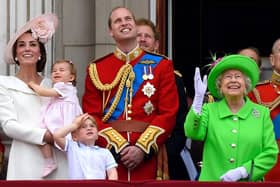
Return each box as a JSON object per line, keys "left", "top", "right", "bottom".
{"left": 156, "top": 144, "right": 169, "bottom": 180}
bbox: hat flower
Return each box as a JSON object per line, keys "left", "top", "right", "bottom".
{"left": 203, "top": 52, "right": 225, "bottom": 72}
{"left": 207, "top": 54, "right": 259, "bottom": 99}
{"left": 4, "top": 13, "right": 58, "bottom": 64}
{"left": 31, "top": 19, "right": 55, "bottom": 43}
{"left": 210, "top": 57, "right": 222, "bottom": 68}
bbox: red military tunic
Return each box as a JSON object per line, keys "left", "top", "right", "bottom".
{"left": 82, "top": 47, "right": 179, "bottom": 181}
{"left": 248, "top": 71, "right": 280, "bottom": 181}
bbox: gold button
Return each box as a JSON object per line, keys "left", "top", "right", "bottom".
{"left": 233, "top": 117, "right": 238, "bottom": 121}
{"left": 229, "top": 158, "right": 235, "bottom": 163}
{"left": 231, "top": 143, "right": 236, "bottom": 148}
{"left": 232, "top": 129, "right": 237, "bottom": 133}
{"left": 134, "top": 50, "right": 139, "bottom": 56}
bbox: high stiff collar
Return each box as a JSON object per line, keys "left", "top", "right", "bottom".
{"left": 271, "top": 70, "right": 280, "bottom": 85}
{"left": 114, "top": 45, "right": 143, "bottom": 63}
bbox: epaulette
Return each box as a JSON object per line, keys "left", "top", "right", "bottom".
{"left": 204, "top": 92, "right": 215, "bottom": 103}
{"left": 89, "top": 52, "right": 114, "bottom": 64}
{"left": 256, "top": 79, "right": 271, "bottom": 86}
{"left": 174, "top": 70, "right": 183, "bottom": 77}
{"left": 143, "top": 49, "right": 170, "bottom": 60}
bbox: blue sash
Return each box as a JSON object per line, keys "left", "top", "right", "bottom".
{"left": 104, "top": 53, "right": 163, "bottom": 121}
{"left": 272, "top": 114, "right": 280, "bottom": 139}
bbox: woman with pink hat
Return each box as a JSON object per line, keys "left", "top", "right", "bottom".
{"left": 184, "top": 55, "right": 278, "bottom": 181}
{"left": 0, "top": 13, "right": 68, "bottom": 179}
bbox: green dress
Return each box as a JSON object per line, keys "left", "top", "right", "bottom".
{"left": 184, "top": 97, "right": 278, "bottom": 181}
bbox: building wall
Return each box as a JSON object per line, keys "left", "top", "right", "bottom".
{"left": 0, "top": 0, "right": 57, "bottom": 179}
{"left": 0, "top": 0, "right": 56, "bottom": 75}
{"left": 54, "top": 0, "right": 150, "bottom": 100}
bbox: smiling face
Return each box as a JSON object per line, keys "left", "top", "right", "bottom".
{"left": 220, "top": 69, "right": 246, "bottom": 98}
{"left": 15, "top": 32, "right": 41, "bottom": 67}
{"left": 109, "top": 7, "right": 137, "bottom": 42}
{"left": 51, "top": 61, "right": 75, "bottom": 84}
{"left": 136, "top": 24, "right": 159, "bottom": 52}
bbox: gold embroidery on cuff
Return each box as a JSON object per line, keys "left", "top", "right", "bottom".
{"left": 99, "top": 127, "right": 129, "bottom": 153}
{"left": 136, "top": 125, "right": 165, "bottom": 154}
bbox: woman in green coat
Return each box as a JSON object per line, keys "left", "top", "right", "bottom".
{"left": 184, "top": 55, "right": 278, "bottom": 181}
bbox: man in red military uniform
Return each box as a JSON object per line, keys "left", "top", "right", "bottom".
{"left": 248, "top": 38, "right": 280, "bottom": 181}
{"left": 82, "top": 7, "right": 178, "bottom": 181}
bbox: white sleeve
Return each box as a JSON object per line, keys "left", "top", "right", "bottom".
{"left": 0, "top": 86, "right": 46, "bottom": 145}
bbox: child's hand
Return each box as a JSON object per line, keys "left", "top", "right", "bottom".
{"left": 28, "top": 81, "right": 37, "bottom": 90}
{"left": 72, "top": 113, "right": 90, "bottom": 129}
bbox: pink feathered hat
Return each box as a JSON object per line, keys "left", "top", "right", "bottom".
{"left": 4, "top": 13, "right": 58, "bottom": 64}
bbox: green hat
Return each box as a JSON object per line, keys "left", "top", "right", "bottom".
{"left": 207, "top": 54, "right": 259, "bottom": 99}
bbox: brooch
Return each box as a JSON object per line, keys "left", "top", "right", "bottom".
{"left": 142, "top": 82, "right": 156, "bottom": 98}
{"left": 144, "top": 100, "right": 154, "bottom": 115}
{"left": 252, "top": 108, "right": 260, "bottom": 118}
{"left": 140, "top": 60, "right": 155, "bottom": 65}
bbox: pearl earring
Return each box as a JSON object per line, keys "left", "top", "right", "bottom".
{"left": 15, "top": 57, "right": 18, "bottom": 61}
{"left": 38, "top": 56, "right": 41, "bottom": 60}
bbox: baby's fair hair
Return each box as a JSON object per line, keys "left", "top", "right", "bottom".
{"left": 52, "top": 59, "right": 77, "bottom": 86}
{"left": 71, "top": 114, "right": 98, "bottom": 141}
{"left": 86, "top": 115, "right": 98, "bottom": 129}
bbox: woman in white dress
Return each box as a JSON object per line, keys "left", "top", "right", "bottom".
{"left": 0, "top": 13, "right": 68, "bottom": 180}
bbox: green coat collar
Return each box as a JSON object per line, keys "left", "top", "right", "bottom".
{"left": 218, "top": 97, "right": 254, "bottom": 120}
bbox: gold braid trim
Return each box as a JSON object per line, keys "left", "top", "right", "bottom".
{"left": 98, "top": 127, "right": 129, "bottom": 153}
{"left": 252, "top": 88, "right": 263, "bottom": 105}
{"left": 207, "top": 94, "right": 215, "bottom": 103}
{"left": 89, "top": 63, "right": 134, "bottom": 122}
{"left": 252, "top": 87, "right": 280, "bottom": 111}
{"left": 89, "top": 63, "right": 127, "bottom": 91}
{"left": 136, "top": 125, "right": 165, "bottom": 154}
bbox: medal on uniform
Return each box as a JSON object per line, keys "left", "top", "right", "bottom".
{"left": 148, "top": 65, "right": 154, "bottom": 80}
{"left": 142, "top": 66, "right": 148, "bottom": 80}
{"left": 148, "top": 74, "right": 154, "bottom": 80}
{"left": 142, "top": 74, "right": 148, "bottom": 80}
{"left": 144, "top": 100, "right": 154, "bottom": 115}
{"left": 143, "top": 65, "right": 154, "bottom": 80}
{"left": 142, "top": 82, "right": 156, "bottom": 98}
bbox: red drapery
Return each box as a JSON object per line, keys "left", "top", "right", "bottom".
{"left": 0, "top": 180, "right": 279, "bottom": 187}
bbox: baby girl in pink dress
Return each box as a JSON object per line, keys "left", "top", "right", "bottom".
{"left": 29, "top": 59, "right": 82, "bottom": 177}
